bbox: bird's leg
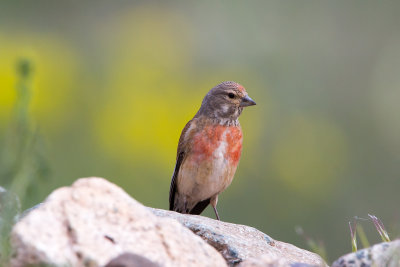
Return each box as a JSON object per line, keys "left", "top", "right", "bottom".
{"left": 212, "top": 206, "right": 220, "bottom": 221}
{"left": 210, "top": 195, "right": 220, "bottom": 220}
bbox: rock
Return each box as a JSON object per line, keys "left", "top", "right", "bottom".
{"left": 238, "top": 255, "right": 290, "bottom": 267}
{"left": 105, "top": 252, "right": 160, "bottom": 267}
{"left": 10, "top": 177, "right": 227, "bottom": 267}
{"left": 332, "top": 239, "right": 400, "bottom": 267}
{"left": 150, "top": 208, "right": 327, "bottom": 267}
{"left": 237, "top": 254, "right": 318, "bottom": 267}
{"left": 10, "top": 177, "right": 327, "bottom": 267}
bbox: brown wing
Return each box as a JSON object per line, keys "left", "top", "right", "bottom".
{"left": 169, "top": 119, "right": 194, "bottom": 210}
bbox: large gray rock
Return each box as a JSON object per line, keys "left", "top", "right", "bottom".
{"left": 332, "top": 239, "right": 400, "bottom": 267}
{"left": 10, "top": 177, "right": 227, "bottom": 267}
{"left": 150, "top": 208, "right": 327, "bottom": 267}
{"left": 10, "top": 177, "right": 327, "bottom": 267}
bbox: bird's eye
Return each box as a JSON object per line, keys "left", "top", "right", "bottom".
{"left": 228, "top": 93, "right": 235, "bottom": 99}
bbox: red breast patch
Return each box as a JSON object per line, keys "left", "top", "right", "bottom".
{"left": 226, "top": 127, "right": 242, "bottom": 165}
{"left": 191, "top": 125, "right": 242, "bottom": 166}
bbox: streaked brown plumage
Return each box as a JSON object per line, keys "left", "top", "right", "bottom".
{"left": 169, "top": 81, "right": 256, "bottom": 220}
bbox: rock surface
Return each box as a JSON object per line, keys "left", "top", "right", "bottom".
{"left": 150, "top": 208, "right": 327, "bottom": 267}
{"left": 332, "top": 239, "right": 400, "bottom": 267}
{"left": 105, "top": 252, "right": 161, "bottom": 267}
{"left": 238, "top": 254, "right": 316, "bottom": 267}
{"left": 10, "top": 177, "right": 226, "bottom": 267}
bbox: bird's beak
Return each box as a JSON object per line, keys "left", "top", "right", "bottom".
{"left": 240, "top": 95, "right": 256, "bottom": 107}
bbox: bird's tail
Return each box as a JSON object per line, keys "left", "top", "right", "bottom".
{"left": 189, "top": 198, "right": 210, "bottom": 215}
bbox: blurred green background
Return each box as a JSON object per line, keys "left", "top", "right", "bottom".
{"left": 1, "top": 1, "right": 400, "bottom": 262}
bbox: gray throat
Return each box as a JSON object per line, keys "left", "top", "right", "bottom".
{"left": 195, "top": 110, "right": 240, "bottom": 126}
{"left": 210, "top": 117, "right": 240, "bottom": 126}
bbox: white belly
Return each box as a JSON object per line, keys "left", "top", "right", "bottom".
{"left": 178, "top": 133, "right": 236, "bottom": 205}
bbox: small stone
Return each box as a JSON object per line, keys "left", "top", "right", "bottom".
{"left": 332, "top": 239, "right": 400, "bottom": 267}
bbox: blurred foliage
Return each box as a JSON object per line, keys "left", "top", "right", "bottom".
{"left": 0, "top": 59, "right": 50, "bottom": 206}
{"left": 0, "top": 59, "right": 50, "bottom": 264}
{"left": 0, "top": 1, "right": 400, "bottom": 262}
{"left": 0, "top": 186, "right": 20, "bottom": 265}
{"left": 270, "top": 115, "right": 348, "bottom": 195}
{"left": 296, "top": 226, "right": 328, "bottom": 262}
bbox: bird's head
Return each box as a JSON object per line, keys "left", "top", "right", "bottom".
{"left": 197, "top": 81, "right": 256, "bottom": 123}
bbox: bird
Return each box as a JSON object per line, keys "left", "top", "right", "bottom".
{"left": 169, "top": 81, "right": 256, "bottom": 220}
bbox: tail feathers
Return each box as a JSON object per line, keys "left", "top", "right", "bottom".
{"left": 171, "top": 197, "right": 211, "bottom": 215}
{"left": 189, "top": 198, "right": 211, "bottom": 215}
